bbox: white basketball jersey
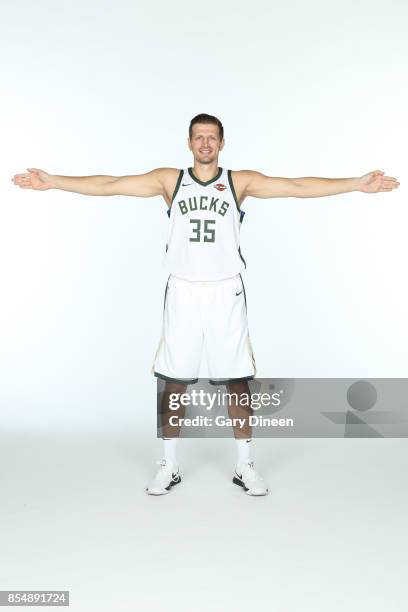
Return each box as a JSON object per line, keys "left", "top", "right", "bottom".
{"left": 162, "top": 167, "right": 247, "bottom": 281}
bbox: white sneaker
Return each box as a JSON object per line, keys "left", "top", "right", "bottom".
{"left": 145, "top": 458, "right": 181, "bottom": 495}
{"left": 233, "top": 460, "right": 269, "bottom": 496}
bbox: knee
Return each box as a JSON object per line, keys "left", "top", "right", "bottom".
{"left": 227, "top": 381, "right": 249, "bottom": 394}
{"left": 164, "top": 382, "right": 188, "bottom": 395}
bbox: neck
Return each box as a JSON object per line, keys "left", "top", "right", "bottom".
{"left": 191, "top": 161, "right": 220, "bottom": 181}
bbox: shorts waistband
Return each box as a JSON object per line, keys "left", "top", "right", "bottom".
{"left": 170, "top": 274, "right": 240, "bottom": 286}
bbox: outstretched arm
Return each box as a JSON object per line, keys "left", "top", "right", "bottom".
{"left": 11, "top": 167, "right": 178, "bottom": 199}
{"left": 236, "top": 169, "right": 400, "bottom": 201}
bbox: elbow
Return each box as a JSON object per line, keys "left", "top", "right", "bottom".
{"left": 102, "top": 177, "right": 120, "bottom": 196}
{"left": 289, "top": 179, "right": 306, "bottom": 198}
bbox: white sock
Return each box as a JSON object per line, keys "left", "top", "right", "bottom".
{"left": 163, "top": 437, "right": 178, "bottom": 467}
{"left": 235, "top": 438, "right": 252, "bottom": 467}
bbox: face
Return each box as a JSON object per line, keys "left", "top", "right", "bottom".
{"left": 188, "top": 123, "right": 224, "bottom": 165}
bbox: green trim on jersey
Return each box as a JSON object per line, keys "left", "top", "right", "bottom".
{"left": 171, "top": 169, "right": 184, "bottom": 203}
{"left": 239, "top": 272, "right": 247, "bottom": 311}
{"left": 227, "top": 169, "right": 240, "bottom": 212}
{"left": 238, "top": 246, "right": 247, "bottom": 269}
{"left": 188, "top": 166, "right": 223, "bottom": 186}
{"left": 163, "top": 275, "right": 170, "bottom": 309}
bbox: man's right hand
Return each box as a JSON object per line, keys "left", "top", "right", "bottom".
{"left": 12, "top": 168, "right": 54, "bottom": 191}
{"left": 11, "top": 166, "right": 179, "bottom": 201}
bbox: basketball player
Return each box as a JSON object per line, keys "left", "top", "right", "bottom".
{"left": 11, "top": 113, "right": 400, "bottom": 497}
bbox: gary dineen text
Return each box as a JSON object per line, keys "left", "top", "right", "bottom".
{"left": 167, "top": 415, "right": 294, "bottom": 429}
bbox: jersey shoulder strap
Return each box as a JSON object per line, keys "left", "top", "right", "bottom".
{"left": 167, "top": 169, "right": 184, "bottom": 218}
{"left": 227, "top": 169, "right": 245, "bottom": 223}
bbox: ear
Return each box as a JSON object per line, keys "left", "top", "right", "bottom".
{"left": 219, "top": 138, "right": 225, "bottom": 150}
{"left": 187, "top": 137, "right": 192, "bottom": 151}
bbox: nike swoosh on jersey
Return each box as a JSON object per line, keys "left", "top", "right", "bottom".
{"left": 235, "top": 291, "right": 243, "bottom": 296}
{"left": 181, "top": 183, "right": 193, "bottom": 186}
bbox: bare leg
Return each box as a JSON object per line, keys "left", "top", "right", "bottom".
{"left": 161, "top": 381, "right": 188, "bottom": 439}
{"left": 226, "top": 380, "right": 252, "bottom": 439}
{"left": 146, "top": 381, "right": 187, "bottom": 495}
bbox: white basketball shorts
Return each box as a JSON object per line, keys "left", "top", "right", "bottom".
{"left": 151, "top": 273, "right": 257, "bottom": 384}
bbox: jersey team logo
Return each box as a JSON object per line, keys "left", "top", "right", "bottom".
{"left": 214, "top": 183, "right": 227, "bottom": 191}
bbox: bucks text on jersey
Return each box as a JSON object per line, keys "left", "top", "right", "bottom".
{"left": 163, "top": 167, "right": 247, "bottom": 281}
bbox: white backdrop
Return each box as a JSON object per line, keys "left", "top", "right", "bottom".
{"left": 1, "top": 0, "right": 406, "bottom": 432}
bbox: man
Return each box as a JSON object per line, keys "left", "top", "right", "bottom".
{"left": 12, "top": 113, "right": 400, "bottom": 497}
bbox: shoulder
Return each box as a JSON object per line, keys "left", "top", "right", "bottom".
{"left": 155, "top": 167, "right": 183, "bottom": 195}
{"left": 153, "top": 167, "right": 183, "bottom": 186}
{"left": 153, "top": 167, "right": 184, "bottom": 207}
{"left": 228, "top": 170, "right": 259, "bottom": 206}
{"left": 229, "top": 169, "right": 258, "bottom": 188}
